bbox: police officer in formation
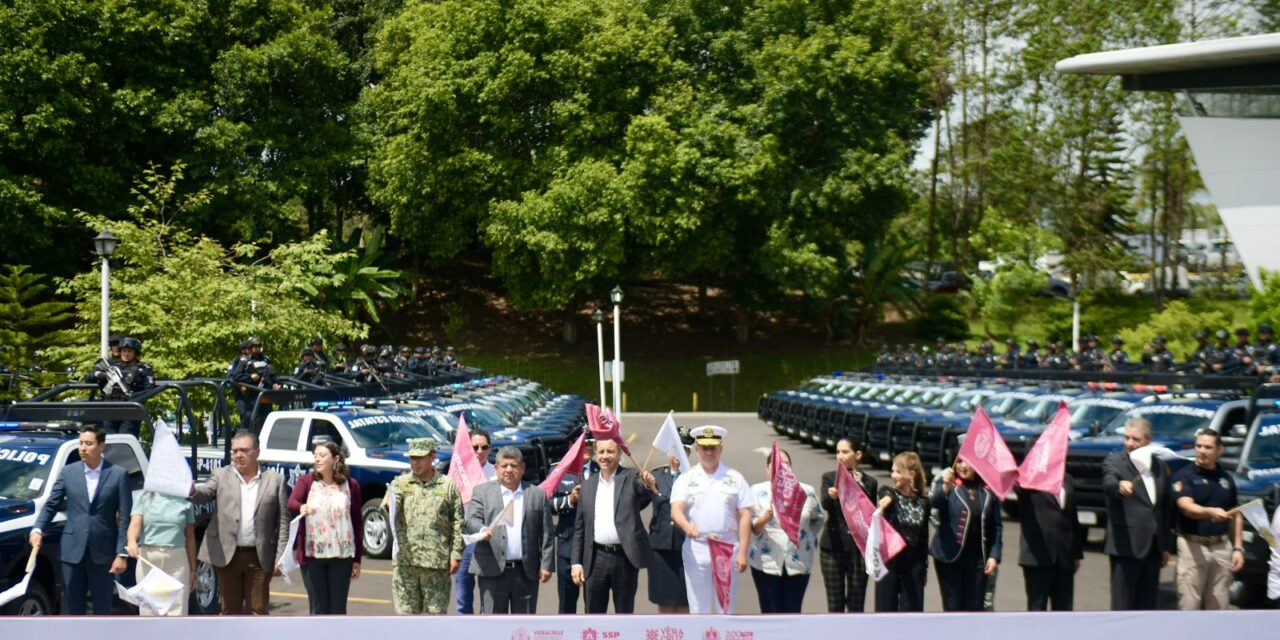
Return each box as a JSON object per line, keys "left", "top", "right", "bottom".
{"left": 1143, "top": 336, "right": 1176, "bottom": 372}
{"left": 293, "top": 347, "right": 327, "bottom": 385}
{"left": 331, "top": 343, "right": 350, "bottom": 372}
{"left": 231, "top": 336, "right": 277, "bottom": 429}
{"left": 308, "top": 336, "right": 331, "bottom": 371}
{"left": 350, "top": 344, "right": 385, "bottom": 384}
{"left": 88, "top": 336, "right": 155, "bottom": 436}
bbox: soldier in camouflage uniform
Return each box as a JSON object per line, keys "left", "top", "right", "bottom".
{"left": 389, "top": 437, "right": 463, "bottom": 615}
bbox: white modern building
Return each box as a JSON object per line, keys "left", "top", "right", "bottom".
{"left": 1057, "top": 33, "right": 1280, "bottom": 288}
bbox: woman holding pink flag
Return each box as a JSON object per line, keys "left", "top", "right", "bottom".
{"left": 747, "top": 448, "right": 823, "bottom": 613}
{"left": 818, "top": 437, "right": 878, "bottom": 612}
{"left": 930, "top": 457, "right": 1003, "bottom": 611}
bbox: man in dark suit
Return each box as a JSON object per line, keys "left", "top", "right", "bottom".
{"left": 466, "top": 446, "right": 554, "bottom": 613}
{"left": 1016, "top": 476, "right": 1083, "bottom": 610}
{"left": 569, "top": 439, "right": 656, "bottom": 613}
{"left": 190, "top": 430, "right": 291, "bottom": 615}
{"left": 550, "top": 435, "right": 596, "bottom": 613}
{"left": 1102, "top": 417, "right": 1172, "bottom": 610}
{"left": 30, "top": 424, "right": 132, "bottom": 614}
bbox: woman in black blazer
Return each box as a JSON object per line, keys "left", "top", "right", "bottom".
{"left": 929, "top": 458, "right": 1002, "bottom": 611}
{"left": 818, "top": 437, "right": 879, "bottom": 612}
{"left": 644, "top": 452, "right": 690, "bottom": 612}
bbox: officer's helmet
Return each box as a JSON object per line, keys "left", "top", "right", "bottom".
{"left": 361, "top": 344, "right": 378, "bottom": 357}
{"left": 1111, "top": 335, "right": 1124, "bottom": 345}
{"left": 119, "top": 337, "right": 142, "bottom": 355}
{"left": 1215, "top": 329, "right": 1230, "bottom": 341}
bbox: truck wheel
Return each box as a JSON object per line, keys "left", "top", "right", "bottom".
{"left": 190, "top": 559, "right": 221, "bottom": 615}
{"left": 1, "top": 578, "right": 53, "bottom": 615}
{"left": 363, "top": 498, "right": 392, "bottom": 559}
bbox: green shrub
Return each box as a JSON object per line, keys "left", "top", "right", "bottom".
{"left": 912, "top": 294, "right": 969, "bottom": 341}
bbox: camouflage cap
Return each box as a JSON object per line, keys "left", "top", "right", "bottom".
{"left": 407, "top": 437, "right": 437, "bottom": 457}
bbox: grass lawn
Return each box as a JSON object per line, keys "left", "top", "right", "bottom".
{"left": 466, "top": 349, "right": 872, "bottom": 413}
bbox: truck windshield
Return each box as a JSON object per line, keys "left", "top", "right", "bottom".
{"left": 1247, "top": 421, "right": 1280, "bottom": 465}
{"left": 1105, "top": 406, "right": 1214, "bottom": 439}
{"left": 450, "top": 407, "right": 514, "bottom": 430}
{"left": 0, "top": 441, "right": 56, "bottom": 500}
{"left": 346, "top": 416, "right": 442, "bottom": 449}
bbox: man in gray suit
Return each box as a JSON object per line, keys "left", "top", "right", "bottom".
{"left": 570, "top": 439, "right": 656, "bottom": 613}
{"left": 1102, "top": 417, "right": 1172, "bottom": 610}
{"left": 191, "top": 430, "right": 290, "bottom": 614}
{"left": 466, "top": 447, "right": 554, "bottom": 614}
{"left": 30, "top": 425, "right": 132, "bottom": 614}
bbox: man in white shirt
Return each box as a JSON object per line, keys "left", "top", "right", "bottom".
{"left": 191, "top": 430, "right": 290, "bottom": 614}
{"left": 671, "top": 426, "right": 755, "bottom": 613}
{"left": 465, "top": 447, "right": 554, "bottom": 613}
{"left": 569, "top": 439, "right": 656, "bottom": 612}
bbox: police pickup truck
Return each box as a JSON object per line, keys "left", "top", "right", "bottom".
{"left": 187, "top": 402, "right": 454, "bottom": 566}
{"left": 0, "top": 423, "right": 149, "bottom": 615}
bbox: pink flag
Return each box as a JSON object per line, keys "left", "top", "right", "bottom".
{"left": 585, "top": 404, "right": 631, "bottom": 456}
{"left": 538, "top": 432, "right": 588, "bottom": 498}
{"left": 835, "top": 462, "right": 906, "bottom": 562}
{"left": 446, "top": 414, "right": 488, "bottom": 504}
{"left": 1017, "top": 401, "right": 1071, "bottom": 496}
{"left": 706, "top": 537, "right": 735, "bottom": 613}
{"left": 769, "top": 441, "right": 805, "bottom": 546}
{"left": 955, "top": 406, "right": 1019, "bottom": 500}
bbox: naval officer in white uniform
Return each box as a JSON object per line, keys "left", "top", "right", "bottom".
{"left": 670, "top": 425, "right": 755, "bottom": 613}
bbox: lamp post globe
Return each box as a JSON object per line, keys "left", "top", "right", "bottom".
{"left": 93, "top": 230, "right": 119, "bottom": 257}
{"left": 610, "top": 285, "right": 624, "bottom": 305}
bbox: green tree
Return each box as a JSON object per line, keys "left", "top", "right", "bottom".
{"left": 0, "top": 264, "right": 75, "bottom": 376}
{"left": 53, "top": 164, "right": 367, "bottom": 380}
{"left": 1118, "top": 299, "right": 1227, "bottom": 362}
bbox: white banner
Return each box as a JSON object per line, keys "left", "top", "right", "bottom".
{"left": 2, "top": 611, "right": 1272, "bottom": 637}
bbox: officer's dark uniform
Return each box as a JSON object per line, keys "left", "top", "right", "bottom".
{"left": 1231, "top": 328, "right": 1254, "bottom": 372}
{"left": 1106, "top": 337, "right": 1133, "bottom": 372}
{"left": 1000, "top": 340, "right": 1020, "bottom": 369}
{"left": 1208, "top": 330, "right": 1240, "bottom": 374}
{"left": 1144, "top": 337, "right": 1175, "bottom": 373}
{"left": 549, "top": 451, "right": 599, "bottom": 613}
{"left": 308, "top": 337, "right": 330, "bottom": 371}
{"left": 1020, "top": 340, "right": 1041, "bottom": 369}
{"left": 1190, "top": 331, "right": 1213, "bottom": 374}
{"left": 232, "top": 337, "right": 275, "bottom": 430}
{"left": 1078, "top": 336, "right": 1105, "bottom": 371}
{"left": 331, "top": 343, "right": 350, "bottom": 373}
{"left": 1168, "top": 462, "right": 1238, "bottom": 609}
{"left": 350, "top": 345, "right": 385, "bottom": 384}
{"left": 91, "top": 337, "right": 155, "bottom": 436}
{"left": 1254, "top": 324, "right": 1280, "bottom": 377}
{"left": 293, "top": 348, "right": 326, "bottom": 385}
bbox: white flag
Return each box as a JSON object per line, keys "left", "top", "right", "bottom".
{"left": 1129, "top": 444, "right": 1182, "bottom": 475}
{"left": 276, "top": 515, "right": 304, "bottom": 584}
{"left": 1240, "top": 499, "right": 1276, "bottom": 548}
{"left": 651, "top": 411, "right": 690, "bottom": 473}
{"left": 864, "top": 510, "right": 890, "bottom": 583}
{"left": 387, "top": 482, "right": 400, "bottom": 560}
{"left": 462, "top": 498, "right": 516, "bottom": 546}
{"left": 1268, "top": 504, "right": 1280, "bottom": 600}
{"left": 116, "top": 557, "right": 183, "bottom": 615}
{"left": 0, "top": 572, "right": 32, "bottom": 607}
{"left": 142, "top": 420, "right": 194, "bottom": 498}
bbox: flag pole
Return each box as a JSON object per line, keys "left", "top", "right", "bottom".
{"left": 1223, "top": 497, "right": 1262, "bottom": 517}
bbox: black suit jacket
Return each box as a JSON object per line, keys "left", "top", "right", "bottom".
{"left": 571, "top": 468, "right": 652, "bottom": 575}
{"left": 928, "top": 481, "right": 1003, "bottom": 563}
{"left": 1016, "top": 479, "right": 1083, "bottom": 569}
{"left": 1102, "top": 451, "right": 1172, "bottom": 559}
{"left": 819, "top": 469, "right": 878, "bottom": 553}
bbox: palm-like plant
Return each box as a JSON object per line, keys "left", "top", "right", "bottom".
{"left": 847, "top": 235, "right": 923, "bottom": 346}
{"left": 326, "top": 226, "right": 413, "bottom": 325}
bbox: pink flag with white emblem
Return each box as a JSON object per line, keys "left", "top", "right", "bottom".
{"left": 707, "top": 537, "right": 736, "bottom": 613}
{"left": 956, "top": 406, "right": 1019, "bottom": 500}
{"left": 769, "top": 441, "right": 805, "bottom": 545}
{"left": 1017, "top": 401, "right": 1071, "bottom": 496}
{"left": 835, "top": 462, "right": 905, "bottom": 562}
{"left": 446, "top": 414, "right": 488, "bottom": 504}
{"left": 585, "top": 403, "right": 631, "bottom": 456}
{"left": 538, "top": 431, "right": 588, "bottom": 498}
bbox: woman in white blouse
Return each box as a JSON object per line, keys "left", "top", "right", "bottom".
{"left": 746, "top": 448, "right": 824, "bottom": 613}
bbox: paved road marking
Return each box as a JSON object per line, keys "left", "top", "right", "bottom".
{"left": 361, "top": 568, "right": 394, "bottom": 576}
{"left": 272, "top": 591, "right": 393, "bottom": 605}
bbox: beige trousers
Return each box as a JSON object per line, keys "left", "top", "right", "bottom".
{"left": 1175, "top": 535, "right": 1232, "bottom": 610}
{"left": 137, "top": 544, "right": 191, "bottom": 616}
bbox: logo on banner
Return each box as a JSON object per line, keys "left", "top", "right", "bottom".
{"left": 582, "top": 630, "right": 598, "bottom": 640}
{"left": 703, "top": 629, "right": 719, "bottom": 640}
{"left": 974, "top": 429, "right": 993, "bottom": 459}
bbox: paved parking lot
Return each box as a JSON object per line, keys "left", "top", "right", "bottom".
{"left": 264, "top": 412, "right": 1178, "bottom": 615}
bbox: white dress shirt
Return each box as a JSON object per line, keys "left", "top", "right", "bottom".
{"left": 482, "top": 461, "right": 497, "bottom": 481}
{"left": 592, "top": 471, "right": 621, "bottom": 545}
{"left": 84, "top": 460, "right": 104, "bottom": 503}
{"left": 501, "top": 484, "right": 525, "bottom": 560}
{"left": 1140, "top": 468, "right": 1157, "bottom": 505}
{"left": 236, "top": 468, "right": 262, "bottom": 547}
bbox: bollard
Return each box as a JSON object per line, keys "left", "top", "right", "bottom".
{"left": 623, "top": 392, "right": 627, "bottom": 412}
{"left": 692, "top": 392, "right": 698, "bottom": 412}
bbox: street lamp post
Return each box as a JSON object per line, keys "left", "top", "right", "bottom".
{"left": 610, "top": 285, "right": 623, "bottom": 417}
{"left": 93, "top": 230, "right": 120, "bottom": 361}
{"left": 593, "top": 308, "right": 607, "bottom": 408}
